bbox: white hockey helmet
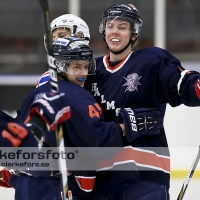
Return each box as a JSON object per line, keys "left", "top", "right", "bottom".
{"left": 51, "top": 14, "right": 90, "bottom": 44}
{"left": 44, "top": 14, "right": 90, "bottom": 52}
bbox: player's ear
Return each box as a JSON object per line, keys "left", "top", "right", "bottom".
{"left": 131, "top": 33, "right": 137, "bottom": 41}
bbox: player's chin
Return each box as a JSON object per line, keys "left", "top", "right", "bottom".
{"left": 108, "top": 45, "right": 121, "bottom": 52}
{"left": 77, "top": 82, "right": 85, "bottom": 87}
{"left": 75, "top": 80, "right": 85, "bottom": 87}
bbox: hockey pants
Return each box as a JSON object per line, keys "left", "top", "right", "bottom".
{"left": 9, "top": 174, "right": 62, "bottom": 200}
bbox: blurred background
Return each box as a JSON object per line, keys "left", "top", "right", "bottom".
{"left": 0, "top": 0, "right": 200, "bottom": 111}
{"left": 0, "top": 0, "right": 200, "bottom": 198}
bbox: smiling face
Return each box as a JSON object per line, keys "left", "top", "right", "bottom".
{"left": 65, "top": 60, "right": 89, "bottom": 87}
{"left": 104, "top": 19, "right": 136, "bottom": 60}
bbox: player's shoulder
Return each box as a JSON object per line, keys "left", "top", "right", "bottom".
{"left": 58, "top": 80, "right": 95, "bottom": 101}
{"left": 94, "top": 56, "right": 104, "bottom": 63}
{"left": 0, "top": 110, "right": 15, "bottom": 122}
{"left": 24, "top": 81, "right": 51, "bottom": 102}
{"left": 36, "top": 71, "right": 50, "bottom": 88}
{"left": 94, "top": 56, "right": 107, "bottom": 72}
{"left": 136, "top": 47, "right": 176, "bottom": 59}
{"left": 59, "top": 80, "right": 91, "bottom": 94}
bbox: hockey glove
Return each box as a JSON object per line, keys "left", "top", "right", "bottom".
{"left": 118, "top": 108, "right": 163, "bottom": 142}
{"left": 0, "top": 168, "right": 12, "bottom": 188}
{"left": 29, "top": 92, "right": 71, "bottom": 132}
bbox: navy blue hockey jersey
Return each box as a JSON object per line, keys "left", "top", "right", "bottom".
{"left": 0, "top": 110, "right": 38, "bottom": 147}
{"left": 84, "top": 47, "right": 200, "bottom": 194}
{"left": 16, "top": 79, "right": 124, "bottom": 197}
{"left": 17, "top": 79, "right": 123, "bottom": 148}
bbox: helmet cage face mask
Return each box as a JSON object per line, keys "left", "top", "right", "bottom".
{"left": 53, "top": 37, "right": 96, "bottom": 75}
{"left": 99, "top": 4, "right": 143, "bottom": 36}
{"left": 55, "top": 59, "right": 96, "bottom": 75}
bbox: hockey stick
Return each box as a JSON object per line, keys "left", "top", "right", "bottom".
{"left": 177, "top": 146, "right": 200, "bottom": 200}
{"left": 38, "top": 1, "right": 72, "bottom": 199}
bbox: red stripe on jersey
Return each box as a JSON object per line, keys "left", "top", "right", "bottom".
{"left": 36, "top": 71, "right": 50, "bottom": 88}
{"left": 104, "top": 52, "right": 132, "bottom": 72}
{"left": 195, "top": 78, "right": 200, "bottom": 100}
{"left": 96, "top": 146, "right": 170, "bottom": 173}
{"left": 50, "top": 106, "right": 71, "bottom": 131}
{"left": 75, "top": 176, "right": 96, "bottom": 192}
{"left": 105, "top": 55, "right": 128, "bottom": 71}
{"left": 24, "top": 115, "right": 31, "bottom": 124}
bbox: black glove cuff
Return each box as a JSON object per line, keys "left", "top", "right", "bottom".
{"left": 26, "top": 115, "right": 47, "bottom": 140}
{"left": 118, "top": 108, "right": 163, "bottom": 142}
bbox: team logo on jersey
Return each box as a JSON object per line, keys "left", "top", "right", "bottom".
{"left": 123, "top": 73, "right": 142, "bottom": 92}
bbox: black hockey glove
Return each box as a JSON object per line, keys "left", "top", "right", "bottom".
{"left": 118, "top": 108, "right": 163, "bottom": 142}
{"left": 29, "top": 92, "right": 71, "bottom": 132}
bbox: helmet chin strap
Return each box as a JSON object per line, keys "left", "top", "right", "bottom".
{"left": 103, "top": 35, "right": 132, "bottom": 55}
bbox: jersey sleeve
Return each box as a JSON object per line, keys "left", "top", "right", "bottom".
{"left": 16, "top": 83, "right": 51, "bottom": 123}
{"left": 68, "top": 91, "right": 123, "bottom": 148}
{"left": 157, "top": 48, "right": 200, "bottom": 107}
{"left": 36, "top": 71, "right": 50, "bottom": 88}
{"left": 16, "top": 91, "right": 36, "bottom": 123}
{"left": 0, "top": 110, "right": 38, "bottom": 147}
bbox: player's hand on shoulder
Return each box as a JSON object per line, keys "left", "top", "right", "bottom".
{"left": 118, "top": 108, "right": 163, "bottom": 142}
{"left": 30, "top": 92, "right": 71, "bottom": 131}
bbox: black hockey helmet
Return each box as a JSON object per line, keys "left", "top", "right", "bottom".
{"left": 99, "top": 4, "right": 143, "bottom": 36}
{"left": 52, "top": 36, "right": 95, "bottom": 75}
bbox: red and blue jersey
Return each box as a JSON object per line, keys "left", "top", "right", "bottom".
{"left": 36, "top": 71, "right": 50, "bottom": 88}
{"left": 0, "top": 110, "right": 38, "bottom": 147}
{"left": 16, "top": 79, "right": 124, "bottom": 197}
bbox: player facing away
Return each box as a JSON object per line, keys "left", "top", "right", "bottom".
{"left": 0, "top": 110, "right": 39, "bottom": 148}
{"left": 0, "top": 104, "right": 71, "bottom": 188}
{"left": 37, "top": 13, "right": 90, "bottom": 88}
{"left": 84, "top": 3, "right": 200, "bottom": 200}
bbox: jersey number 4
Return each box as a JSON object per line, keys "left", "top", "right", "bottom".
{"left": 88, "top": 103, "right": 102, "bottom": 118}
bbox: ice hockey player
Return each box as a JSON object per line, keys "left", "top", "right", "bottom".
{"left": 36, "top": 13, "right": 90, "bottom": 88}
{"left": 0, "top": 102, "right": 70, "bottom": 190}
{"left": 84, "top": 3, "right": 200, "bottom": 200}
{"left": 1, "top": 37, "right": 124, "bottom": 200}
{"left": 5, "top": 35, "right": 163, "bottom": 200}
